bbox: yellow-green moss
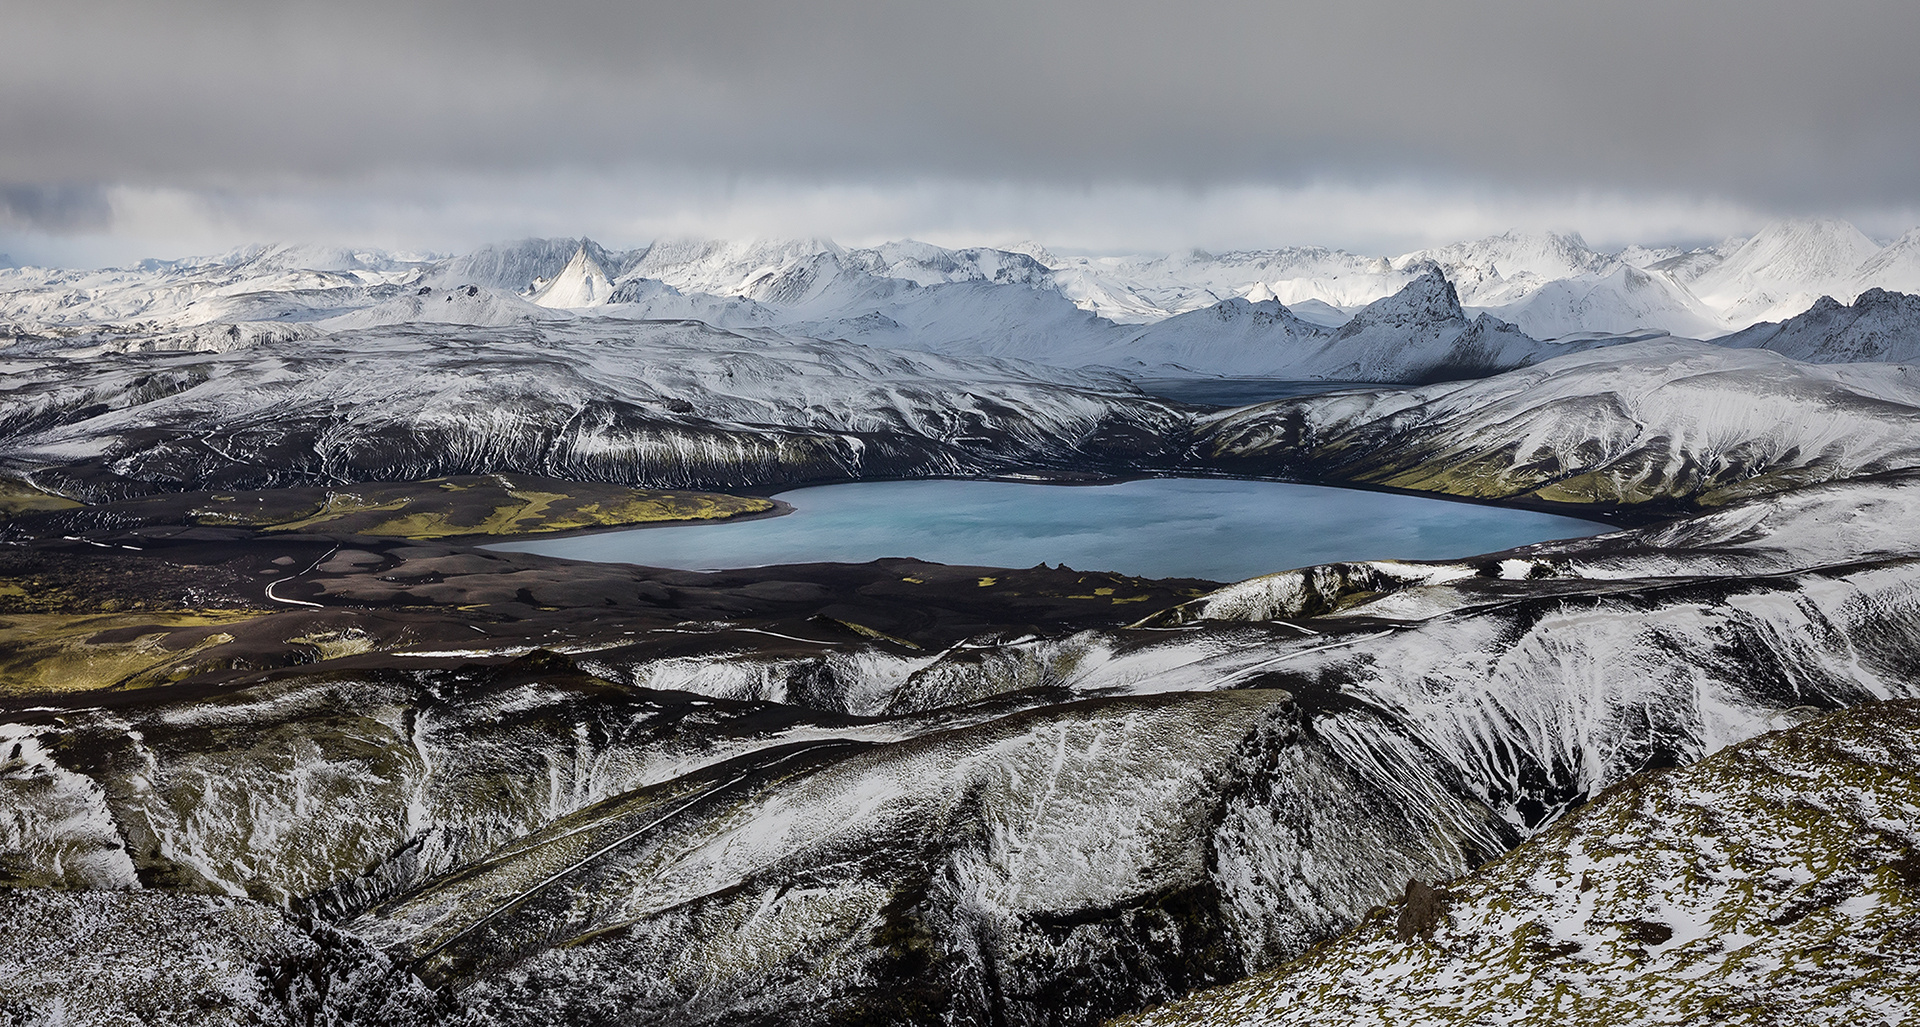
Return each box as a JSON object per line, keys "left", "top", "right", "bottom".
{"left": 0, "top": 611, "right": 262, "bottom": 696}
{"left": 0, "top": 477, "right": 83, "bottom": 517}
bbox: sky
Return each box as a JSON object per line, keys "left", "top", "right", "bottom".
{"left": 5, "top": 0, "right": 1919, "bottom": 266}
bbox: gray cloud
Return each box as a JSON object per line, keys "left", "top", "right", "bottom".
{"left": 3, "top": 1, "right": 1918, "bottom": 253}
{"left": 0, "top": 183, "right": 112, "bottom": 233}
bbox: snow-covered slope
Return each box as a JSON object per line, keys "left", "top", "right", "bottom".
{"left": 1105, "top": 297, "right": 1334, "bottom": 374}
{"left": 626, "top": 237, "right": 842, "bottom": 298}
{"left": 430, "top": 236, "right": 635, "bottom": 293}
{"left": 850, "top": 239, "right": 1054, "bottom": 287}
{"left": 318, "top": 283, "right": 567, "bottom": 329}
{"left": 1034, "top": 231, "right": 1678, "bottom": 336}
{"left": 607, "top": 239, "right": 1132, "bottom": 363}
{"left": 11, "top": 468, "right": 1920, "bottom": 1024}
{"left": 1637, "top": 238, "right": 1745, "bottom": 284}
{"left": 0, "top": 320, "right": 1183, "bottom": 498}
{"left": 1715, "top": 287, "right": 1920, "bottom": 363}
{"left": 1198, "top": 339, "right": 1920, "bottom": 511}
{"left": 1039, "top": 247, "right": 1407, "bottom": 324}
{"left": 1405, "top": 230, "right": 1614, "bottom": 308}
{"left": 1310, "top": 269, "right": 1565, "bottom": 380}
{"left": 1071, "top": 269, "right": 1588, "bottom": 380}
{"left": 1477, "top": 264, "right": 1728, "bottom": 340}
{"left": 1852, "top": 227, "right": 1920, "bottom": 296}
{"left": 1030, "top": 222, "right": 1920, "bottom": 338}
{"left": 1153, "top": 470, "right": 1920, "bottom": 629}
{"left": 10, "top": 310, "right": 1920, "bottom": 1023}
{"left": 0, "top": 254, "right": 417, "bottom": 332}
{"left": 1692, "top": 217, "right": 1885, "bottom": 325}
{"left": 602, "top": 277, "right": 779, "bottom": 325}
{"left": 529, "top": 245, "right": 617, "bottom": 308}
{"left": 0, "top": 890, "right": 441, "bottom": 1026}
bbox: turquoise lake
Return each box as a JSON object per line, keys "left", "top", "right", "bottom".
{"left": 490, "top": 478, "right": 1606, "bottom": 583}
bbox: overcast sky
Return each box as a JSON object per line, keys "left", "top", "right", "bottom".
{"left": 5, "top": 0, "right": 1919, "bottom": 264}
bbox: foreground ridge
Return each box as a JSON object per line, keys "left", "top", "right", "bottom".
{"left": 1117, "top": 700, "right": 1920, "bottom": 1027}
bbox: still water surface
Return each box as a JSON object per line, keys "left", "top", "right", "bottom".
{"left": 492, "top": 478, "right": 1604, "bottom": 583}
{"left": 1128, "top": 377, "right": 1373, "bottom": 408}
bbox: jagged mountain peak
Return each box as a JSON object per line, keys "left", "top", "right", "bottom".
{"left": 19, "top": 222, "right": 1920, "bottom": 372}
{"left": 1853, "top": 285, "right": 1920, "bottom": 311}
{"left": 1716, "top": 284, "right": 1920, "bottom": 363}
{"left": 996, "top": 240, "right": 1064, "bottom": 267}
{"left": 1340, "top": 265, "right": 1464, "bottom": 330}
{"left": 845, "top": 240, "right": 1053, "bottom": 288}
{"left": 623, "top": 237, "right": 853, "bottom": 301}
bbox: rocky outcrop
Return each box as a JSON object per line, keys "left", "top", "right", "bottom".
{"left": 1715, "top": 286, "right": 1920, "bottom": 363}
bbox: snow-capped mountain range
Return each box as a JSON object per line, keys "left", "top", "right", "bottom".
{"left": 5, "top": 217, "right": 1920, "bottom": 380}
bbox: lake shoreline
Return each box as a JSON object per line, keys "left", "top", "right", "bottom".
{"left": 727, "top": 470, "right": 1635, "bottom": 527}
{"left": 490, "top": 477, "right": 1608, "bottom": 583}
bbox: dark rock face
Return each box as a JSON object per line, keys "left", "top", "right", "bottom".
{"left": 1715, "top": 285, "right": 1920, "bottom": 362}
{"left": 1395, "top": 880, "right": 1448, "bottom": 942}
{"left": 1334, "top": 267, "right": 1464, "bottom": 335}
{"left": 0, "top": 889, "right": 446, "bottom": 1027}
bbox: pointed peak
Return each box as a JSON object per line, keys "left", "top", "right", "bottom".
{"left": 1343, "top": 265, "right": 1464, "bottom": 329}
{"left": 529, "top": 244, "right": 615, "bottom": 308}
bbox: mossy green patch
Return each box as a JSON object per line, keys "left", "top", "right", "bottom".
{"left": 21, "top": 474, "right": 776, "bottom": 540}
{"left": 352, "top": 487, "right": 771, "bottom": 538}
{"left": 0, "top": 477, "right": 83, "bottom": 517}
{"left": 0, "top": 610, "right": 263, "bottom": 696}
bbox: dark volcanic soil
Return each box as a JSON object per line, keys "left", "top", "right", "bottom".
{"left": 0, "top": 501, "right": 1219, "bottom": 701}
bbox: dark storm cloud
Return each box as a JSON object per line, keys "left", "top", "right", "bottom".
{"left": 4, "top": 0, "right": 1918, "bottom": 233}
{"left": 0, "top": 184, "right": 113, "bottom": 233}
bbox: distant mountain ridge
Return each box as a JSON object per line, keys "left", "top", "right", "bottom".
{"left": 7, "top": 218, "right": 1920, "bottom": 380}
{"left": 1011, "top": 218, "right": 1920, "bottom": 338}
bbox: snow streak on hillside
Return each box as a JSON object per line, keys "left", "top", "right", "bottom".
{"left": 0, "top": 320, "right": 1185, "bottom": 498}
{"left": 1196, "top": 339, "right": 1920, "bottom": 511}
